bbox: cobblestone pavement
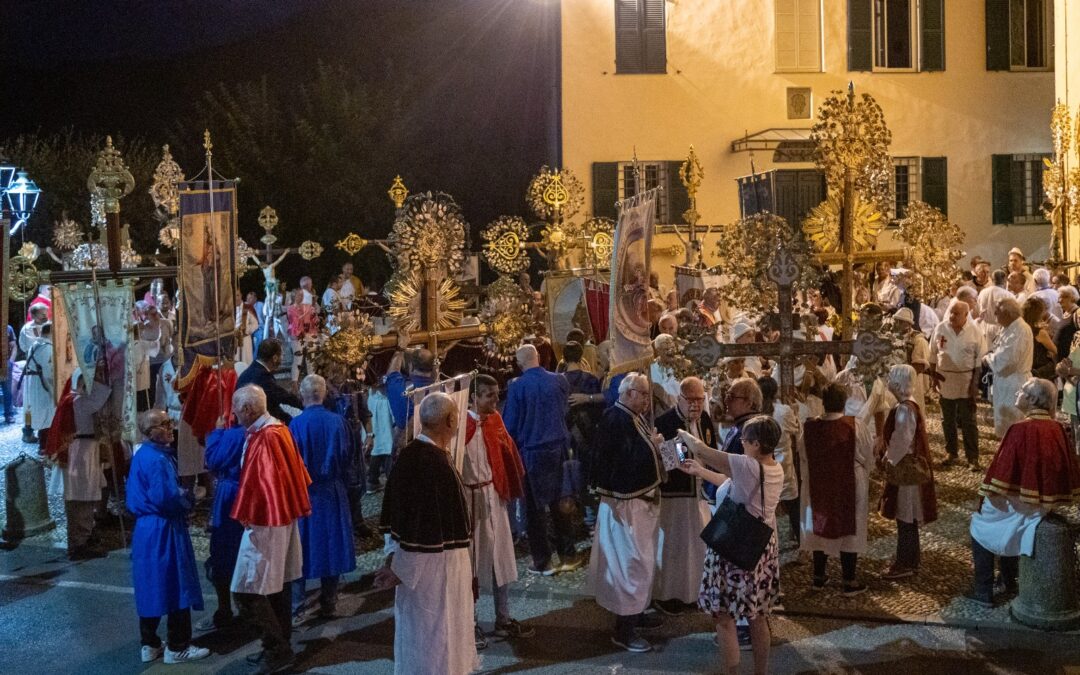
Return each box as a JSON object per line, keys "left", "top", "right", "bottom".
{"left": 2, "top": 397, "right": 1078, "bottom": 634}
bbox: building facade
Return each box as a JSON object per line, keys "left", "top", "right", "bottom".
{"left": 561, "top": 0, "right": 1056, "bottom": 285}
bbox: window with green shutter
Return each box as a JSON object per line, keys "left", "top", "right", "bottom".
{"left": 920, "top": 0, "right": 945, "bottom": 71}
{"left": 592, "top": 160, "right": 689, "bottom": 223}
{"left": 991, "top": 153, "right": 1050, "bottom": 224}
{"left": 985, "top": 0, "right": 1052, "bottom": 71}
{"left": 847, "top": 0, "right": 873, "bottom": 71}
{"left": 850, "top": 0, "right": 944, "bottom": 72}
{"left": 591, "top": 162, "right": 619, "bottom": 220}
{"left": 614, "top": 0, "right": 666, "bottom": 74}
{"left": 921, "top": 157, "right": 948, "bottom": 214}
{"left": 889, "top": 156, "right": 947, "bottom": 222}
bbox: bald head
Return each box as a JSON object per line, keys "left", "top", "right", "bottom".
{"left": 516, "top": 344, "right": 539, "bottom": 370}
{"left": 233, "top": 385, "right": 268, "bottom": 427}
{"left": 418, "top": 392, "right": 459, "bottom": 449}
{"left": 138, "top": 409, "right": 171, "bottom": 437}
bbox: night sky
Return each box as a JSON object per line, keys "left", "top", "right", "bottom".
{"left": 0, "top": 0, "right": 559, "bottom": 241}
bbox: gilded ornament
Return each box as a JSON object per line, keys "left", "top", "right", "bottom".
{"left": 18, "top": 242, "right": 40, "bottom": 262}
{"left": 149, "top": 144, "right": 184, "bottom": 218}
{"left": 7, "top": 256, "right": 39, "bottom": 301}
{"left": 86, "top": 136, "right": 136, "bottom": 215}
{"left": 802, "top": 191, "right": 885, "bottom": 254}
{"left": 258, "top": 205, "right": 279, "bottom": 232}
{"left": 336, "top": 233, "right": 369, "bottom": 256}
{"left": 527, "top": 166, "right": 584, "bottom": 221}
{"left": 235, "top": 238, "right": 259, "bottom": 274}
{"left": 387, "top": 192, "right": 468, "bottom": 280}
{"left": 1043, "top": 103, "right": 1079, "bottom": 263}
{"left": 894, "top": 201, "right": 965, "bottom": 301}
{"left": 678, "top": 145, "right": 704, "bottom": 226}
{"left": 89, "top": 193, "right": 105, "bottom": 228}
{"left": 298, "top": 240, "right": 324, "bottom": 261}
{"left": 69, "top": 242, "right": 141, "bottom": 270}
{"left": 479, "top": 276, "right": 530, "bottom": 360}
{"left": 52, "top": 212, "right": 84, "bottom": 251}
{"left": 388, "top": 175, "right": 409, "bottom": 209}
{"left": 387, "top": 272, "right": 466, "bottom": 335}
{"left": 581, "top": 216, "right": 615, "bottom": 268}
{"left": 482, "top": 216, "right": 529, "bottom": 275}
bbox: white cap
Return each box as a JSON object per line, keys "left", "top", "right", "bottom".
{"left": 729, "top": 322, "right": 755, "bottom": 342}
{"left": 1009, "top": 247, "right": 1025, "bottom": 259}
{"left": 893, "top": 307, "right": 915, "bottom": 324}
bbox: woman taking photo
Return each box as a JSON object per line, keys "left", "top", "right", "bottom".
{"left": 678, "top": 416, "right": 784, "bottom": 675}
{"left": 878, "top": 364, "right": 938, "bottom": 580}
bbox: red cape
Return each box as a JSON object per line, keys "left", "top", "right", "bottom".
{"left": 180, "top": 365, "right": 237, "bottom": 445}
{"left": 42, "top": 378, "right": 75, "bottom": 463}
{"left": 980, "top": 414, "right": 1080, "bottom": 506}
{"left": 803, "top": 417, "right": 857, "bottom": 539}
{"left": 231, "top": 422, "right": 312, "bottom": 527}
{"left": 466, "top": 411, "right": 526, "bottom": 502}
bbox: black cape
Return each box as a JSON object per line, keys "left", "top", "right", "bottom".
{"left": 379, "top": 439, "right": 471, "bottom": 553}
{"left": 655, "top": 407, "right": 717, "bottom": 498}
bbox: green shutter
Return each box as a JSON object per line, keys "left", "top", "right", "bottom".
{"left": 642, "top": 0, "right": 667, "bottom": 74}
{"left": 921, "top": 0, "right": 945, "bottom": 71}
{"left": 615, "top": 0, "right": 643, "bottom": 74}
{"left": 592, "top": 162, "right": 620, "bottom": 220}
{"left": 665, "top": 160, "right": 689, "bottom": 225}
{"left": 985, "top": 0, "right": 1010, "bottom": 71}
{"left": 921, "top": 157, "right": 948, "bottom": 214}
{"left": 847, "top": 0, "right": 872, "bottom": 72}
{"left": 991, "top": 154, "right": 1014, "bottom": 224}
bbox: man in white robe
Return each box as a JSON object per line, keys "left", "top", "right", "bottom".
{"left": 64, "top": 370, "right": 112, "bottom": 559}
{"left": 984, "top": 297, "right": 1033, "bottom": 438}
{"left": 23, "top": 322, "right": 55, "bottom": 444}
{"left": 376, "top": 392, "right": 478, "bottom": 675}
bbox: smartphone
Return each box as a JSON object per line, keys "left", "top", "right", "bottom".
{"left": 675, "top": 441, "right": 687, "bottom": 463}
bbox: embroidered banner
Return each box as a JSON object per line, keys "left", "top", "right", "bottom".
{"left": 608, "top": 189, "right": 657, "bottom": 374}
{"left": 58, "top": 279, "right": 137, "bottom": 443}
{"left": 50, "top": 285, "right": 77, "bottom": 402}
{"left": 408, "top": 372, "right": 473, "bottom": 473}
{"left": 178, "top": 180, "right": 238, "bottom": 359}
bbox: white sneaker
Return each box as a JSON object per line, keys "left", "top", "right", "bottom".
{"left": 140, "top": 645, "right": 163, "bottom": 663}
{"left": 163, "top": 646, "right": 210, "bottom": 664}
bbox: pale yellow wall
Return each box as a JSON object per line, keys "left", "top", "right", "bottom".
{"left": 1056, "top": 0, "right": 1080, "bottom": 262}
{"left": 562, "top": 0, "right": 1055, "bottom": 287}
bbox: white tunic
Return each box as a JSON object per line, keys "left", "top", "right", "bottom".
{"left": 985, "top": 319, "right": 1034, "bottom": 437}
{"left": 773, "top": 402, "right": 801, "bottom": 502}
{"left": 234, "top": 307, "right": 259, "bottom": 364}
{"left": 885, "top": 398, "right": 924, "bottom": 524}
{"left": 462, "top": 413, "right": 518, "bottom": 591}
{"left": 970, "top": 495, "right": 1047, "bottom": 557}
{"left": 653, "top": 417, "right": 710, "bottom": 604}
{"left": 587, "top": 494, "right": 660, "bottom": 615}
{"left": 24, "top": 341, "right": 55, "bottom": 431}
{"left": 799, "top": 414, "right": 871, "bottom": 556}
{"left": 63, "top": 381, "right": 112, "bottom": 502}
{"left": 392, "top": 547, "right": 478, "bottom": 675}
{"left": 929, "top": 319, "right": 985, "bottom": 400}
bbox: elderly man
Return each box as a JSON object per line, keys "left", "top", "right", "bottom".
{"left": 340, "top": 261, "right": 363, "bottom": 302}
{"left": 984, "top": 297, "right": 1033, "bottom": 438}
{"left": 1055, "top": 285, "right": 1080, "bottom": 356}
{"left": 930, "top": 299, "right": 986, "bottom": 470}
{"left": 198, "top": 418, "right": 246, "bottom": 632}
{"left": 385, "top": 347, "right": 436, "bottom": 433}
{"left": 967, "top": 378, "right": 1080, "bottom": 606}
{"left": 126, "top": 409, "right": 209, "bottom": 665}
{"left": 235, "top": 339, "right": 303, "bottom": 423}
{"left": 503, "top": 344, "right": 577, "bottom": 575}
{"left": 653, "top": 376, "right": 717, "bottom": 614}
{"left": 19, "top": 302, "right": 49, "bottom": 355}
{"left": 1031, "top": 268, "right": 1062, "bottom": 324}
{"left": 893, "top": 307, "right": 929, "bottom": 410}
{"left": 23, "top": 321, "right": 55, "bottom": 445}
{"left": 63, "top": 370, "right": 113, "bottom": 560}
{"left": 1007, "top": 247, "right": 1036, "bottom": 295}
{"left": 229, "top": 385, "right": 312, "bottom": 673}
{"left": 588, "top": 372, "right": 664, "bottom": 653}
{"left": 650, "top": 334, "right": 681, "bottom": 411}
{"left": 969, "top": 257, "right": 991, "bottom": 292}
{"left": 376, "top": 392, "right": 478, "bottom": 675}
{"left": 1006, "top": 271, "right": 1027, "bottom": 298}
{"left": 288, "top": 374, "right": 355, "bottom": 621}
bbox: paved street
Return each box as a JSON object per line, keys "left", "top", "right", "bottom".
{"left": 3, "top": 404, "right": 1080, "bottom": 673}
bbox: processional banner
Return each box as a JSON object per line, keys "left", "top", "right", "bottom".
{"left": 178, "top": 179, "right": 238, "bottom": 366}
{"left": 408, "top": 372, "right": 473, "bottom": 473}
{"left": 58, "top": 279, "right": 137, "bottom": 443}
{"left": 50, "top": 286, "right": 77, "bottom": 403}
{"left": 608, "top": 189, "right": 657, "bottom": 375}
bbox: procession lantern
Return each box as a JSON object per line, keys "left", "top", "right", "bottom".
{"left": 5, "top": 170, "right": 41, "bottom": 231}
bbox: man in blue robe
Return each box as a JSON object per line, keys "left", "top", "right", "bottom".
{"left": 502, "top": 344, "right": 578, "bottom": 575}
{"left": 289, "top": 374, "right": 357, "bottom": 619}
{"left": 126, "top": 409, "right": 210, "bottom": 665}
{"left": 196, "top": 420, "right": 246, "bottom": 632}
{"left": 385, "top": 347, "right": 436, "bottom": 433}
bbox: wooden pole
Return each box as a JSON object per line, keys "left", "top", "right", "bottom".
{"left": 840, "top": 167, "right": 856, "bottom": 340}
{"left": 105, "top": 211, "right": 122, "bottom": 275}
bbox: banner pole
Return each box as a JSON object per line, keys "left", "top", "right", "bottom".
{"left": 203, "top": 131, "right": 225, "bottom": 417}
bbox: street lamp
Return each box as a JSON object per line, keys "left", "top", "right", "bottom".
{"left": 6, "top": 170, "right": 41, "bottom": 235}
{"left": 0, "top": 157, "right": 16, "bottom": 191}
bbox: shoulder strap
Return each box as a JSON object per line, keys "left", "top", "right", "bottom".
{"left": 758, "top": 461, "right": 765, "bottom": 515}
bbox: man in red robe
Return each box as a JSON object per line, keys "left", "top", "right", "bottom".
{"left": 229, "top": 384, "right": 311, "bottom": 673}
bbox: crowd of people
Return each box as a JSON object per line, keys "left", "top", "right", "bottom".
{"left": 6, "top": 245, "right": 1080, "bottom": 674}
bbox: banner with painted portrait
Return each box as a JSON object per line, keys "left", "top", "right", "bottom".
{"left": 178, "top": 179, "right": 238, "bottom": 359}
{"left": 59, "top": 279, "right": 137, "bottom": 443}
{"left": 608, "top": 189, "right": 657, "bottom": 373}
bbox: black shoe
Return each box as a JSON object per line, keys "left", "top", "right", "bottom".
{"left": 651, "top": 598, "right": 684, "bottom": 616}
{"left": 245, "top": 650, "right": 266, "bottom": 665}
{"left": 737, "top": 625, "right": 752, "bottom": 651}
{"left": 475, "top": 625, "right": 488, "bottom": 650}
{"left": 964, "top": 590, "right": 994, "bottom": 608}
{"left": 611, "top": 632, "right": 652, "bottom": 653}
{"left": 259, "top": 649, "right": 295, "bottom": 674}
{"left": 493, "top": 618, "right": 535, "bottom": 639}
{"left": 842, "top": 581, "right": 868, "bottom": 597}
{"left": 637, "top": 612, "right": 664, "bottom": 630}
{"left": 940, "top": 457, "right": 959, "bottom": 469}
{"left": 68, "top": 546, "right": 106, "bottom": 561}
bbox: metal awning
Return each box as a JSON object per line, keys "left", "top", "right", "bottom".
{"left": 731, "top": 128, "right": 814, "bottom": 162}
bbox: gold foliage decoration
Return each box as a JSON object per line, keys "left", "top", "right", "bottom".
{"left": 801, "top": 191, "right": 885, "bottom": 254}
{"left": 527, "top": 166, "right": 584, "bottom": 222}
{"left": 53, "top": 212, "right": 84, "bottom": 251}
{"left": 7, "top": 256, "right": 39, "bottom": 302}
{"left": 482, "top": 216, "right": 529, "bottom": 275}
{"left": 582, "top": 216, "right": 615, "bottom": 268}
{"left": 894, "top": 201, "right": 965, "bottom": 302}
{"left": 710, "top": 212, "right": 820, "bottom": 315}
{"left": 479, "top": 276, "right": 530, "bottom": 360}
{"left": 388, "top": 191, "right": 468, "bottom": 281}
{"left": 1043, "top": 103, "right": 1080, "bottom": 263}
{"left": 811, "top": 87, "right": 893, "bottom": 214}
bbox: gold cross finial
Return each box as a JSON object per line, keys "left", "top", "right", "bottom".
{"left": 388, "top": 175, "right": 409, "bottom": 209}
{"left": 203, "top": 129, "right": 213, "bottom": 154}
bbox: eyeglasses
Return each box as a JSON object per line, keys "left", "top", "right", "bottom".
{"left": 631, "top": 388, "right": 650, "bottom": 395}
{"left": 679, "top": 394, "right": 706, "bottom": 405}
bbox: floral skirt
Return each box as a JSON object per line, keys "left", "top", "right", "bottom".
{"left": 698, "top": 534, "right": 780, "bottom": 620}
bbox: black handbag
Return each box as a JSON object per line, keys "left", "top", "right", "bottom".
{"left": 699, "top": 462, "right": 774, "bottom": 571}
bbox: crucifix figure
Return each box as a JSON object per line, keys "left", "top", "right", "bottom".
{"left": 684, "top": 243, "right": 892, "bottom": 402}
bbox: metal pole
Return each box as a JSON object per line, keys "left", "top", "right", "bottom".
{"left": 204, "top": 133, "right": 225, "bottom": 416}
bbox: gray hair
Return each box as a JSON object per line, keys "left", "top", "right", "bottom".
{"left": 618, "top": 371, "right": 648, "bottom": 396}
{"left": 232, "top": 384, "right": 267, "bottom": 416}
{"left": 28, "top": 302, "right": 48, "bottom": 316}
{"left": 418, "top": 391, "right": 457, "bottom": 430}
{"left": 887, "top": 364, "right": 916, "bottom": 398}
{"left": 1034, "top": 268, "right": 1051, "bottom": 288}
{"left": 299, "top": 374, "right": 327, "bottom": 404}
{"left": 955, "top": 286, "right": 978, "bottom": 303}
{"left": 137, "top": 409, "right": 170, "bottom": 436}
{"left": 515, "top": 343, "right": 538, "bottom": 369}
{"left": 1060, "top": 286, "right": 1080, "bottom": 302}
{"left": 1018, "top": 377, "right": 1056, "bottom": 412}
{"left": 997, "top": 296, "right": 1021, "bottom": 321}
{"left": 680, "top": 376, "right": 705, "bottom": 394}
{"left": 729, "top": 377, "right": 763, "bottom": 412}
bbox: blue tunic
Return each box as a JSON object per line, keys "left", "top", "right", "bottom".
{"left": 503, "top": 366, "right": 571, "bottom": 504}
{"left": 386, "top": 372, "right": 434, "bottom": 430}
{"left": 289, "top": 405, "right": 357, "bottom": 579}
{"left": 604, "top": 373, "right": 627, "bottom": 408}
{"left": 127, "top": 441, "right": 204, "bottom": 618}
{"left": 204, "top": 427, "right": 245, "bottom": 584}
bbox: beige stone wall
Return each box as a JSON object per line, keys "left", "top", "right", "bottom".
{"left": 1056, "top": 0, "right": 1080, "bottom": 262}
{"left": 562, "top": 0, "right": 1055, "bottom": 286}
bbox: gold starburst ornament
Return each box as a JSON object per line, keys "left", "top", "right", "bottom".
{"left": 527, "top": 166, "right": 584, "bottom": 222}
{"left": 388, "top": 192, "right": 468, "bottom": 281}
{"left": 479, "top": 276, "right": 530, "bottom": 360}
{"left": 802, "top": 191, "right": 885, "bottom": 254}
{"left": 895, "top": 201, "right": 965, "bottom": 301}
{"left": 386, "top": 272, "right": 467, "bottom": 335}
{"left": 482, "top": 216, "right": 529, "bottom": 275}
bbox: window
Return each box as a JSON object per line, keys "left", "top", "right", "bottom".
{"left": 991, "top": 153, "right": 1051, "bottom": 225}
{"left": 775, "top": 0, "right": 822, "bottom": 73}
{"left": 614, "top": 0, "right": 666, "bottom": 74}
{"left": 1010, "top": 0, "right": 1051, "bottom": 69}
{"left": 889, "top": 156, "right": 948, "bottom": 222}
{"left": 618, "top": 162, "right": 669, "bottom": 221}
{"left": 872, "top": 0, "right": 917, "bottom": 70}
{"left": 849, "top": 0, "right": 944, "bottom": 72}
{"left": 591, "top": 161, "right": 690, "bottom": 223}
{"left": 986, "top": 0, "right": 1053, "bottom": 71}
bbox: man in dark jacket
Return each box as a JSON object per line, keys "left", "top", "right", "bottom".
{"left": 235, "top": 338, "right": 302, "bottom": 423}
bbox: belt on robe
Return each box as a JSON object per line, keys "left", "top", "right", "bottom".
{"left": 465, "top": 480, "right": 493, "bottom": 490}
{"left": 74, "top": 434, "right": 97, "bottom": 439}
